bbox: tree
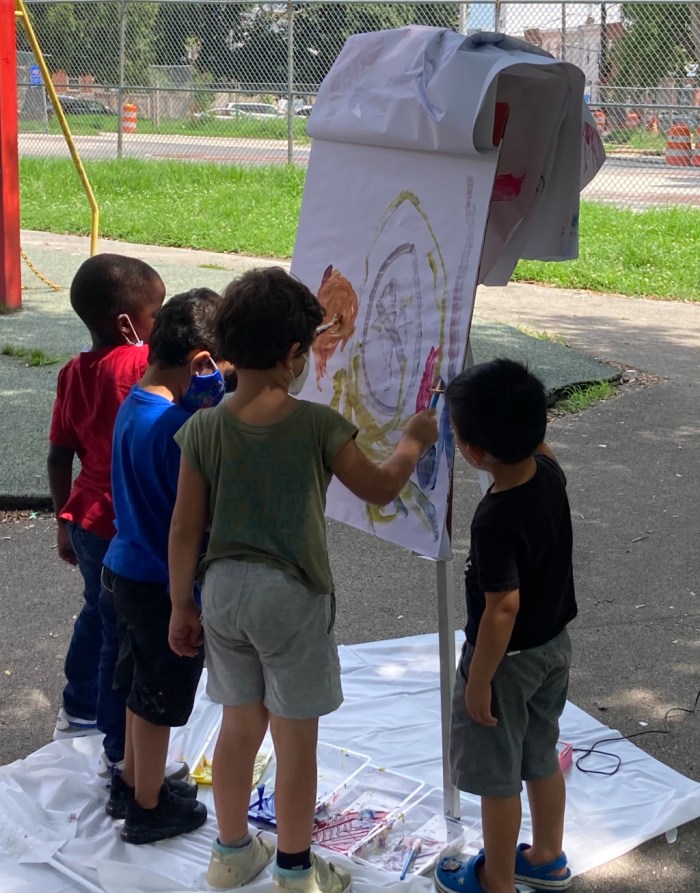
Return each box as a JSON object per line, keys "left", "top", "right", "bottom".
{"left": 20, "top": 1, "right": 158, "bottom": 85}
{"left": 612, "top": 3, "right": 698, "bottom": 88}
{"left": 292, "top": 2, "right": 459, "bottom": 89}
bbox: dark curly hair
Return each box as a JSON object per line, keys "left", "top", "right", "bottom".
{"left": 446, "top": 359, "right": 547, "bottom": 464}
{"left": 216, "top": 267, "right": 324, "bottom": 369}
{"left": 148, "top": 288, "right": 223, "bottom": 367}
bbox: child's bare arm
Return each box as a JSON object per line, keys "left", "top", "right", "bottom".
{"left": 465, "top": 588, "right": 520, "bottom": 726}
{"left": 535, "top": 441, "right": 558, "bottom": 463}
{"left": 47, "top": 443, "right": 76, "bottom": 565}
{"left": 168, "top": 455, "right": 208, "bottom": 657}
{"left": 330, "top": 410, "right": 438, "bottom": 505}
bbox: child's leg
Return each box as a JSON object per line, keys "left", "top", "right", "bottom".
{"left": 131, "top": 715, "right": 171, "bottom": 809}
{"left": 525, "top": 769, "right": 567, "bottom": 869}
{"left": 213, "top": 701, "right": 269, "bottom": 843}
{"left": 97, "top": 571, "right": 127, "bottom": 763}
{"left": 480, "top": 796, "right": 520, "bottom": 893}
{"left": 269, "top": 714, "right": 318, "bottom": 856}
{"left": 59, "top": 525, "right": 108, "bottom": 727}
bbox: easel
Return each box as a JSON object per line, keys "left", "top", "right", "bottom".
{"left": 435, "top": 103, "right": 510, "bottom": 818}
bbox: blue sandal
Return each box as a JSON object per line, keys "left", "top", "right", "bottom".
{"left": 434, "top": 853, "right": 487, "bottom": 893}
{"left": 513, "top": 843, "right": 572, "bottom": 890}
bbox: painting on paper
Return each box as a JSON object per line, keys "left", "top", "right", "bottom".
{"left": 292, "top": 141, "right": 498, "bottom": 558}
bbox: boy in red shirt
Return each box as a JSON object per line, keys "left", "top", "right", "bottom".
{"left": 48, "top": 254, "right": 166, "bottom": 776}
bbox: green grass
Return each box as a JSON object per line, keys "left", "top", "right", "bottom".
{"left": 2, "top": 344, "right": 61, "bottom": 366}
{"left": 21, "top": 113, "right": 311, "bottom": 142}
{"left": 516, "top": 326, "right": 568, "bottom": 346}
{"left": 603, "top": 129, "right": 667, "bottom": 154}
{"left": 20, "top": 158, "right": 305, "bottom": 257}
{"left": 554, "top": 381, "right": 616, "bottom": 414}
{"left": 514, "top": 203, "right": 700, "bottom": 301}
{"left": 18, "top": 158, "right": 700, "bottom": 300}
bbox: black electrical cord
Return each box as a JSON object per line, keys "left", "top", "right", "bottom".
{"left": 572, "top": 687, "right": 700, "bottom": 777}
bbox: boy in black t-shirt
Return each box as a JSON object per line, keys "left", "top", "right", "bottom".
{"left": 435, "top": 360, "right": 577, "bottom": 893}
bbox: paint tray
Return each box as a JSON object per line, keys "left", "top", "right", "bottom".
{"left": 248, "top": 742, "right": 371, "bottom": 828}
{"left": 190, "top": 720, "right": 273, "bottom": 788}
{"left": 310, "top": 765, "right": 425, "bottom": 855}
{"left": 349, "top": 787, "right": 481, "bottom": 876}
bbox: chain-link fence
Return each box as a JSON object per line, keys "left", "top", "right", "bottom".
{"left": 16, "top": 1, "right": 700, "bottom": 208}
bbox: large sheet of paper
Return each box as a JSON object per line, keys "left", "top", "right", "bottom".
{"left": 293, "top": 141, "right": 497, "bottom": 559}
{"left": 291, "top": 26, "right": 599, "bottom": 559}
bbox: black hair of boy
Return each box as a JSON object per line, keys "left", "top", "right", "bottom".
{"left": 148, "top": 288, "right": 223, "bottom": 367}
{"left": 70, "top": 253, "right": 161, "bottom": 337}
{"left": 446, "top": 359, "right": 547, "bottom": 464}
{"left": 217, "top": 267, "right": 324, "bottom": 369}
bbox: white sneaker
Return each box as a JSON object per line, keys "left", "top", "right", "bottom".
{"left": 53, "top": 708, "right": 101, "bottom": 740}
{"left": 273, "top": 855, "right": 351, "bottom": 893}
{"left": 97, "top": 751, "right": 190, "bottom": 781}
{"left": 207, "top": 834, "right": 275, "bottom": 889}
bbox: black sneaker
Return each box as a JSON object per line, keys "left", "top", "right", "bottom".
{"left": 106, "top": 771, "right": 198, "bottom": 819}
{"left": 121, "top": 784, "right": 208, "bottom": 844}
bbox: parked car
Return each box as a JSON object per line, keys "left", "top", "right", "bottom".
{"left": 55, "top": 95, "right": 117, "bottom": 116}
{"left": 294, "top": 105, "right": 314, "bottom": 117}
{"left": 225, "top": 102, "right": 283, "bottom": 119}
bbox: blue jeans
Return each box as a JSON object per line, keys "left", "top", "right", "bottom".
{"left": 64, "top": 523, "right": 126, "bottom": 762}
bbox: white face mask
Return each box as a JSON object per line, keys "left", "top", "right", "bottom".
{"left": 288, "top": 353, "right": 310, "bottom": 396}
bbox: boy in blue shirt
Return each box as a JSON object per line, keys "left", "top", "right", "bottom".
{"left": 103, "top": 288, "right": 231, "bottom": 844}
{"left": 435, "top": 359, "right": 577, "bottom": 893}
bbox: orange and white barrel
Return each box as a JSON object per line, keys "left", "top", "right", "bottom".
{"left": 665, "top": 123, "right": 692, "bottom": 166}
{"left": 592, "top": 109, "right": 605, "bottom": 134}
{"left": 692, "top": 129, "right": 700, "bottom": 167}
{"left": 121, "top": 103, "right": 137, "bottom": 134}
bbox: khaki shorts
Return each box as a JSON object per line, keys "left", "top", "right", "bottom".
{"left": 201, "top": 558, "right": 343, "bottom": 719}
{"left": 450, "top": 628, "right": 571, "bottom": 798}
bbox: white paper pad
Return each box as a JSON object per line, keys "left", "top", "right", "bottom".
{"left": 1, "top": 633, "right": 699, "bottom": 892}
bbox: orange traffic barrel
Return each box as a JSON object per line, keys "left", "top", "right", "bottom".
{"left": 665, "top": 123, "right": 691, "bottom": 166}
{"left": 692, "top": 129, "right": 700, "bottom": 167}
{"left": 121, "top": 103, "right": 137, "bottom": 134}
{"left": 592, "top": 109, "right": 605, "bottom": 133}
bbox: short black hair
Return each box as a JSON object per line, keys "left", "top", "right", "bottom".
{"left": 446, "top": 359, "right": 547, "bottom": 464}
{"left": 217, "top": 267, "right": 324, "bottom": 369}
{"left": 148, "top": 288, "right": 223, "bottom": 367}
{"left": 70, "top": 253, "right": 161, "bottom": 335}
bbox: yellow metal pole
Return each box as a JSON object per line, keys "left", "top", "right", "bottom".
{"left": 15, "top": 0, "right": 99, "bottom": 255}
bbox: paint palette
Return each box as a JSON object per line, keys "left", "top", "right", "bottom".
{"left": 311, "top": 765, "right": 425, "bottom": 855}
{"left": 349, "top": 788, "right": 481, "bottom": 876}
{"left": 248, "top": 742, "right": 371, "bottom": 828}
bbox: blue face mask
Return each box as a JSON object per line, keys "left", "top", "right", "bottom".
{"left": 180, "top": 366, "right": 226, "bottom": 413}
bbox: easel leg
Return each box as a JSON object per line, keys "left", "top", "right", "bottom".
{"left": 436, "top": 558, "right": 460, "bottom": 819}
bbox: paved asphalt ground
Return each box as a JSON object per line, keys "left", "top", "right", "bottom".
{"left": 1, "top": 232, "right": 699, "bottom": 892}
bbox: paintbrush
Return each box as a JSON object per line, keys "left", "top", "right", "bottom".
{"left": 399, "top": 837, "right": 422, "bottom": 880}
{"left": 315, "top": 315, "right": 342, "bottom": 335}
{"left": 429, "top": 377, "right": 445, "bottom": 410}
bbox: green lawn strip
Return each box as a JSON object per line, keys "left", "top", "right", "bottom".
{"left": 20, "top": 158, "right": 305, "bottom": 257}
{"left": 20, "top": 114, "right": 311, "bottom": 143}
{"left": 19, "top": 158, "right": 700, "bottom": 300}
{"left": 514, "top": 203, "right": 700, "bottom": 301}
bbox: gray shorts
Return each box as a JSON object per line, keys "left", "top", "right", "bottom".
{"left": 201, "top": 559, "right": 343, "bottom": 719}
{"left": 450, "top": 628, "right": 571, "bottom": 798}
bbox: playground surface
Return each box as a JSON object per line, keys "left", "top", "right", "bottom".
{"left": 1, "top": 232, "right": 699, "bottom": 892}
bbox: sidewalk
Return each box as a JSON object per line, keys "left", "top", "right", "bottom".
{"left": 1, "top": 231, "right": 617, "bottom": 502}
{"left": 1, "top": 232, "right": 699, "bottom": 893}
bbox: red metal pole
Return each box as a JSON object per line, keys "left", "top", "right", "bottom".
{"left": 0, "top": 0, "right": 21, "bottom": 310}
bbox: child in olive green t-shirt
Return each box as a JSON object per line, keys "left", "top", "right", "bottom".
{"left": 168, "top": 267, "right": 437, "bottom": 893}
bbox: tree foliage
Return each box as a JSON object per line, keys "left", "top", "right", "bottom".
{"left": 22, "top": 1, "right": 158, "bottom": 85}
{"left": 613, "top": 3, "right": 698, "bottom": 88}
